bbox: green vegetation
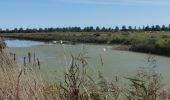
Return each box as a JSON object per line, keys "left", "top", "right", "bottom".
{"left": 1, "top": 24, "right": 170, "bottom": 56}
{"left": 1, "top": 24, "right": 170, "bottom": 33}
{"left": 1, "top": 31, "right": 170, "bottom": 56}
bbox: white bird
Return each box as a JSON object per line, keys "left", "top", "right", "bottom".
{"left": 52, "top": 41, "right": 57, "bottom": 44}
{"left": 60, "top": 40, "right": 63, "bottom": 44}
{"left": 103, "top": 48, "right": 106, "bottom": 52}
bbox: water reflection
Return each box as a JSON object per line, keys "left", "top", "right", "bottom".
{"left": 5, "top": 39, "right": 44, "bottom": 47}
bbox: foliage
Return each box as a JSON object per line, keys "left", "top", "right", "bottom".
{"left": 1, "top": 24, "right": 170, "bottom": 33}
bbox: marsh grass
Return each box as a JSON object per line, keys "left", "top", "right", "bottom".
{"left": 0, "top": 49, "right": 61, "bottom": 100}
{"left": 3, "top": 32, "right": 170, "bottom": 56}
{"left": 125, "top": 55, "right": 170, "bottom": 100}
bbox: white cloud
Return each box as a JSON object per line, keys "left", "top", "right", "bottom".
{"left": 57, "top": 0, "right": 170, "bottom": 5}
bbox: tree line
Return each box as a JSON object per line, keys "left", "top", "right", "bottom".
{"left": 1, "top": 25, "right": 170, "bottom": 33}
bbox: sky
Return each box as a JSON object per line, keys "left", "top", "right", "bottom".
{"left": 0, "top": 0, "right": 170, "bottom": 29}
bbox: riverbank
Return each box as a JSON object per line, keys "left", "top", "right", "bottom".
{"left": 1, "top": 31, "right": 170, "bottom": 56}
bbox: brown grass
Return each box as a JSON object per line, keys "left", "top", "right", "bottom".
{"left": 0, "top": 49, "right": 61, "bottom": 100}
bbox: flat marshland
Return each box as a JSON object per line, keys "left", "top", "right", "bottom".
{"left": 1, "top": 31, "right": 170, "bottom": 56}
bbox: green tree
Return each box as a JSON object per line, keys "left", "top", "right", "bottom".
{"left": 101, "top": 27, "right": 106, "bottom": 32}
{"left": 38, "top": 28, "right": 43, "bottom": 32}
{"left": 151, "top": 25, "right": 155, "bottom": 31}
{"left": 161, "top": 25, "right": 167, "bottom": 31}
{"left": 89, "top": 26, "right": 94, "bottom": 32}
{"left": 13, "top": 28, "right": 18, "bottom": 33}
{"left": 144, "top": 26, "right": 150, "bottom": 31}
{"left": 96, "top": 26, "right": 100, "bottom": 32}
{"left": 134, "top": 26, "right": 137, "bottom": 31}
{"left": 114, "top": 26, "right": 119, "bottom": 32}
{"left": 108, "top": 27, "right": 112, "bottom": 32}
{"left": 121, "top": 25, "right": 127, "bottom": 31}
{"left": 155, "top": 25, "right": 161, "bottom": 31}
{"left": 18, "top": 28, "right": 23, "bottom": 33}
{"left": 0, "top": 28, "right": 2, "bottom": 33}
{"left": 32, "top": 28, "right": 38, "bottom": 33}
{"left": 128, "top": 26, "right": 133, "bottom": 31}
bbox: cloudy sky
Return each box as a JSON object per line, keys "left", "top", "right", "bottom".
{"left": 0, "top": 0, "right": 170, "bottom": 29}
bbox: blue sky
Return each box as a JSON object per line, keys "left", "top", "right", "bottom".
{"left": 0, "top": 0, "right": 170, "bottom": 29}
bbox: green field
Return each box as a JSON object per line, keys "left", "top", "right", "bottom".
{"left": 1, "top": 31, "right": 170, "bottom": 56}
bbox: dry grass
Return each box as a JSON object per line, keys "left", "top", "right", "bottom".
{"left": 0, "top": 49, "right": 61, "bottom": 100}
{"left": 0, "top": 41, "right": 6, "bottom": 50}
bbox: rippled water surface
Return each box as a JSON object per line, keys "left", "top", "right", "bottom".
{"left": 5, "top": 39, "right": 170, "bottom": 86}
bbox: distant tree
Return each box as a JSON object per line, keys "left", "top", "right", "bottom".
{"left": 68, "top": 27, "right": 71, "bottom": 32}
{"left": 161, "top": 25, "right": 167, "bottom": 31}
{"left": 3, "top": 25, "right": 170, "bottom": 33}
{"left": 83, "top": 27, "right": 90, "bottom": 32}
{"left": 155, "top": 25, "right": 161, "bottom": 31}
{"left": 128, "top": 26, "right": 133, "bottom": 31}
{"left": 168, "top": 24, "right": 170, "bottom": 30}
{"left": 61, "top": 28, "right": 66, "bottom": 32}
{"left": 0, "top": 28, "right": 2, "bottom": 33}
{"left": 142, "top": 26, "right": 145, "bottom": 31}
{"left": 89, "top": 26, "right": 94, "bottom": 32}
{"left": 32, "top": 28, "right": 38, "bottom": 33}
{"left": 134, "top": 26, "right": 137, "bottom": 31}
{"left": 18, "top": 28, "right": 24, "bottom": 33}
{"left": 96, "top": 26, "right": 100, "bottom": 32}
{"left": 38, "top": 28, "right": 44, "bottom": 32}
{"left": 138, "top": 27, "right": 142, "bottom": 31}
{"left": 43, "top": 28, "right": 47, "bottom": 32}
{"left": 25, "top": 28, "right": 31, "bottom": 33}
{"left": 75, "top": 27, "right": 81, "bottom": 32}
{"left": 114, "top": 26, "right": 119, "bottom": 32}
{"left": 48, "top": 27, "right": 55, "bottom": 32}
{"left": 5, "top": 29, "right": 9, "bottom": 33}
{"left": 13, "top": 28, "right": 18, "bottom": 33}
{"left": 121, "top": 25, "right": 127, "bottom": 31}
{"left": 108, "top": 27, "right": 112, "bottom": 32}
{"left": 144, "top": 25, "right": 150, "bottom": 31}
{"left": 101, "top": 27, "right": 106, "bottom": 32}
{"left": 151, "top": 25, "right": 155, "bottom": 31}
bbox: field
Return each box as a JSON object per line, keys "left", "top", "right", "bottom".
{"left": 1, "top": 31, "right": 170, "bottom": 56}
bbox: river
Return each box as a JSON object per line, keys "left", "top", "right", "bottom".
{"left": 4, "top": 39, "right": 170, "bottom": 86}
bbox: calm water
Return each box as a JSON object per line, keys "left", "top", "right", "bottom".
{"left": 5, "top": 39, "right": 170, "bottom": 86}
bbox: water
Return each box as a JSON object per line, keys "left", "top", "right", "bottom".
{"left": 5, "top": 39, "right": 170, "bottom": 86}
{"left": 5, "top": 39, "right": 44, "bottom": 47}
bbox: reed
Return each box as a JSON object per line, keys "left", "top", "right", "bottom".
{"left": 0, "top": 49, "right": 59, "bottom": 100}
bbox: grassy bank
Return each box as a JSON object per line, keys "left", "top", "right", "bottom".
{"left": 1, "top": 31, "right": 170, "bottom": 56}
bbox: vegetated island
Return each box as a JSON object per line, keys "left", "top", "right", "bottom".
{"left": 1, "top": 25, "right": 170, "bottom": 56}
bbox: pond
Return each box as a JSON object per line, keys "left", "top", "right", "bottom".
{"left": 4, "top": 39, "right": 170, "bottom": 86}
